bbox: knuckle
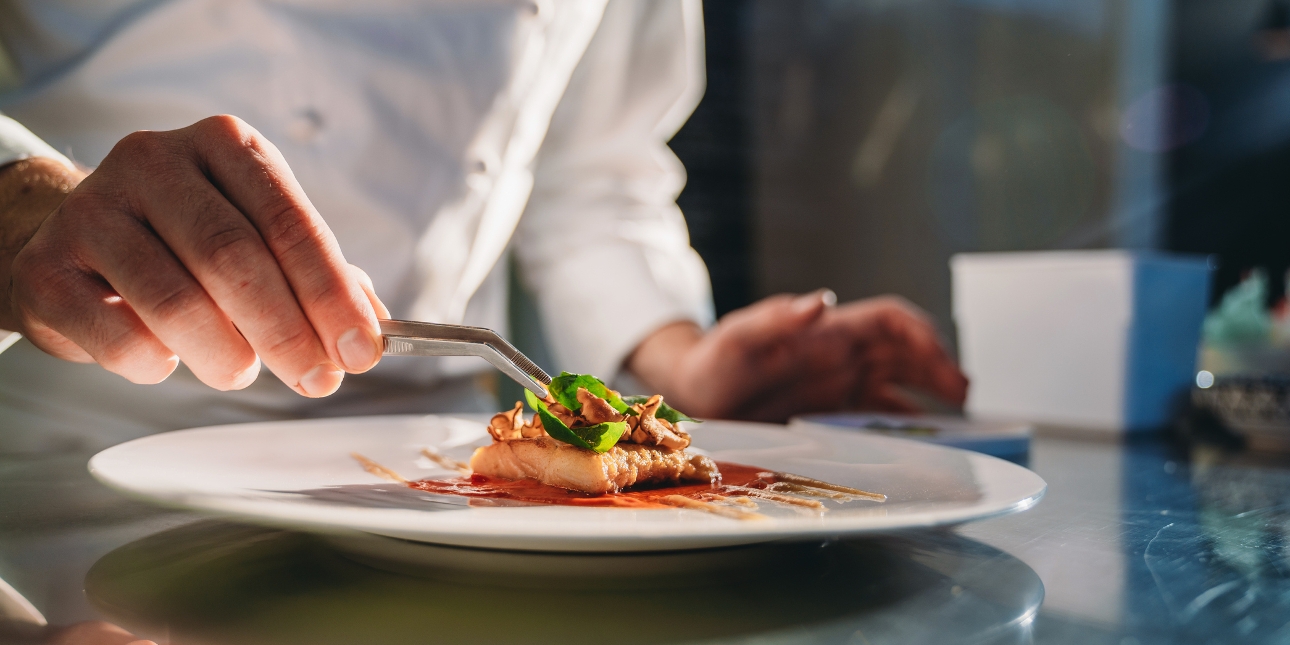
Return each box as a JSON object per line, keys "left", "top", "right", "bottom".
{"left": 299, "top": 268, "right": 347, "bottom": 310}
{"left": 261, "top": 324, "right": 317, "bottom": 362}
{"left": 195, "top": 225, "right": 262, "bottom": 277}
{"left": 8, "top": 247, "right": 43, "bottom": 289}
{"left": 55, "top": 190, "right": 96, "bottom": 221}
{"left": 110, "top": 131, "right": 188, "bottom": 185}
{"left": 261, "top": 209, "right": 339, "bottom": 295}
{"left": 114, "top": 130, "right": 167, "bottom": 160}
{"left": 11, "top": 252, "right": 70, "bottom": 310}
{"left": 260, "top": 199, "right": 317, "bottom": 251}
{"left": 148, "top": 283, "right": 210, "bottom": 327}
{"left": 198, "top": 114, "right": 275, "bottom": 159}
{"left": 198, "top": 114, "right": 251, "bottom": 142}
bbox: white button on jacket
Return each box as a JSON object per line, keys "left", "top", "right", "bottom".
{"left": 0, "top": 0, "right": 714, "bottom": 448}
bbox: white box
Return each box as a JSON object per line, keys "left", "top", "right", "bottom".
{"left": 951, "top": 251, "right": 1211, "bottom": 432}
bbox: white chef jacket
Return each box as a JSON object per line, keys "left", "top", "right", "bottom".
{"left": 0, "top": 0, "right": 714, "bottom": 451}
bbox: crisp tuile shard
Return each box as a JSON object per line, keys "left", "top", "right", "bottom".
{"left": 420, "top": 447, "right": 471, "bottom": 475}
{"left": 351, "top": 452, "right": 407, "bottom": 483}
{"left": 770, "top": 472, "right": 887, "bottom": 501}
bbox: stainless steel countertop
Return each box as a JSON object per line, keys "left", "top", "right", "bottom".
{"left": 1, "top": 430, "right": 1286, "bottom": 644}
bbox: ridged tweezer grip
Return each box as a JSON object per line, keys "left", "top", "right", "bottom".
{"left": 379, "top": 319, "right": 551, "bottom": 396}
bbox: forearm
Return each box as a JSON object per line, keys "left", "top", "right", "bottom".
{"left": 0, "top": 158, "right": 85, "bottom": 330}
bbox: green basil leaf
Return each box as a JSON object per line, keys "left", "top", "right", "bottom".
{"left": 534, "top": 406, "right": 593, "bottom": 450}
{"left": 524, "top": 388, "right": 544, "bottom": 413}
{"left": 524, "top": 388, "right": 626, "bottom": 453}
{"left": 577, "top": 421, "right": 627, "bottom": 453}
{"left": 620, "top": 394, "right": 701, "bottom": 424}
{"left": 548, "top": 372, "right": 629, "bottom": 414}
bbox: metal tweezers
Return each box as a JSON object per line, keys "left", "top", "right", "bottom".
{"left": 379, "top": 319, "right": 551, "bottom": 396}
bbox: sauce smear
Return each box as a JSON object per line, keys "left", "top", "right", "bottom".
{"left": 406, "top": 461, "right": 774, "bottom": 509}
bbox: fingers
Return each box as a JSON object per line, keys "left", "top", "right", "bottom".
{"left": 9, "top": 247, "right": 178, "bottom": 384}
{"left": 91, "top": 116, "right": 378, "bottom": 396}
{"left": 828, "top": 297, "right": 968, "bottom": 406}
{"left": 122, "top": 165, "right": 339, "bottom": 396}
{"left": 82, "top": 214, "right": 261, "bottom": 390}
{"left": 875, "top": 306, "right": 968, "bottom": 405}
{"left": 4, "top": 117, "right": 382, "bottom": 396}
{"left": 182, "top": 116, "right": 382, "bottom": 375}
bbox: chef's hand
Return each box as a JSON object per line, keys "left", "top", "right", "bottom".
{"left": 0, "top": 618, "right": 155, "bottom": 645}
{"left": 627, "top": 291, "right": 968, "bottom": 422}
{"left": 0, "top": 115, "right": 388, "bottom": 397}
{"left": 43, "top": 621, "right": 155, "bottom": 645}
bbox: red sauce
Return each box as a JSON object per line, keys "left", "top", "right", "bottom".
{"left": 406, "top": 461, "right": 775, "bottom": 509}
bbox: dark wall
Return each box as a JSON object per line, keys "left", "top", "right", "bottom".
{"left": 1166, "top": 0, "right": 1290, "bottom": 305}
{"left": 669, "top": 0, "right": 754, "bottom": 318}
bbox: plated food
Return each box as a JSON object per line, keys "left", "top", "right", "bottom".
{"left": 474, "top": 372, "right": 713, "bottom": 494}
{"left": 355, "top": 372, "right": 885, "bottom": 520}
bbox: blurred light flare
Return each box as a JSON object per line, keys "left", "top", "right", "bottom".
{"left": 1120, "top": 84, "right": 1210, "bottom": 153}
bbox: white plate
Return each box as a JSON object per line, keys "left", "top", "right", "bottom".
{"left": 89, "top": 415, "right": 1046, "bottom": 552}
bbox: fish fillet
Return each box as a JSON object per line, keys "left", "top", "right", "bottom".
{"left": 469, "top": 437, "right": 719, "bottom": 494}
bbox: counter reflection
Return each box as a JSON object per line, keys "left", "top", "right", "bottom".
{"left": 85, "top": 522, "right": 1042, "bottom": 645}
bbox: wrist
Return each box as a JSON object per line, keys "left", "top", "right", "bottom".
{"left": 626, "top": 320, "right": 703, "bottom": 401}
{"left": 0, "top": 158, "right": 86, "bottom": 331}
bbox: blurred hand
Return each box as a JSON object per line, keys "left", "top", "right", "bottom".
{"left": 627, "top": 291, "right": 968, "bottom": 422}
{"left": 0, "top": 115, "right": 389, "bottom": 397}
{"left": 0, "top": 619, "right": 155, "bottom": 645}
{"left": 44, "top": 621, "right": 155, "bottom": 645}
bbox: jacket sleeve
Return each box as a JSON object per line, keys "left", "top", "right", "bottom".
{"left": 513, "top": 0, "right": 714, "bottom": 379}
{"left": 0, "top": 113, "right": 74, "bottom": 170}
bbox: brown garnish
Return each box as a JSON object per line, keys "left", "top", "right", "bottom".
{"left": 519, "top": 412, "right": 545, "bottom": 438}
{"left": 767, "top": 482, "right": 864, "bottom": 501}
{"left": 723, "top": 485, "right": 827, "bottom": 509}
{"left": 487, "top": 402, "right": 525, "bottom": 441}
{"left": 350, "top": 453, "right": 407, "bottom": 483}
{"left": 576, "top": 387, "right": 624, "bottom": 424}
{"left": 626, "top": 394, "right": 691, "bottom": 449}
{"left": 420, "top": 447, "right": 470, "bottom": 476}
{"left": 658, "top": 495, "right": 767, "bottom": 520}
{"left": 769, "top": 472, "right": 886, "bottom": 502}
{"left": 547, "top": 401, "right": 582, "bottom": 429}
